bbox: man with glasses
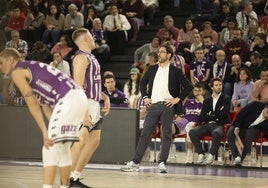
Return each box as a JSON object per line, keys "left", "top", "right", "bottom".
{"left": 5, "top": 30, "right": 28, "bottom": 55}
{"left": 121, "top": 44, "right": 192, "bottom": 173}
{"left": 227, "top": 101, "right": 268, "bottom": 166}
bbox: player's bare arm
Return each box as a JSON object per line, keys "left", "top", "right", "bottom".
{"left": 11, "top": 69, "right": 53, "bottom": 148}
{"left": 72, "top": 54, "right": 89, "bottom": 88}
{"left": 101, "top": 92, "right": 110, "bottom": 116}
{"left": 41, "top": 104, "right": 53, "bottom": 120}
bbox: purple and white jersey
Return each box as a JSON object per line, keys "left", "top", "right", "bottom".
{"left": 73, "top": 50, "right": 102, "bottom": 101}
{"left": 136, "top": 95, "right": 145, "bottom": 110}
{"left": 183, "top": 98, "right": 203, "bottom": 122}
{"left": 15, "top": 61, "right": 80, "bottom": 108}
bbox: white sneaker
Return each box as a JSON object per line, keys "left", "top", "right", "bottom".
{"left": 142, "top": 147, "right": 151, "bottom": 162}
{"left": 196, "top": 154, "right": 206, "bottom": 164}
{"left": 120, "top": 161, "right": 139, "bottom": 172}
{"left": 185, "top": 150, "right": 194, "bottom": 164}
{"left": 206, "top": 153, "right": 214, "bottom": 165}
{"left": 232, "top": 156, "right": 242, "bottom": 166}
{"left": 158, "top": 162, "right": 167, "bottom": 173}
{"left": 217, "top": 157, "right": 224, "bottom": 165}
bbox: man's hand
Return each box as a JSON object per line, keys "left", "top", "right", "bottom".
{"left": 43, "top": 134, "right": 54, "bottom": 149}
{"left": 144, "top": 97, "right": 152, "bottom": 108}
{"left": 102, "top": 92, "right": 110, "bottom": 116}
{"left": 234, "top": 127, "right": 240, "bottom": 135}
{"left": 165, "top": 97, "right": 180, "bottom": 108}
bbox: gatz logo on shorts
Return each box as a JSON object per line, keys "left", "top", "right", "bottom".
{"left": 61, "top": 125, "right": 77, "bottom": 134}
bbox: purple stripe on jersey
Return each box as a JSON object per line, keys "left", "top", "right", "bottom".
{"left": 136, "top": 95, "right": 145, "bottom": 110}
{"left": 73, "top": 50, "right": 102, "bottom": 101}
{"left": 15, "top": 61, "right": 80, "bottom": 108}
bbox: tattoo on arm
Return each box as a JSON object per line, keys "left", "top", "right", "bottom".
{"left": 24, "top": 91, "right": 34, "bottom": 98}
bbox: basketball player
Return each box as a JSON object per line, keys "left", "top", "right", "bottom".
{"left": 70, "top": 28, "right": 110, "bottom": 188}
{"left": 0, "top": 48, "right": 88, "bottom": 188}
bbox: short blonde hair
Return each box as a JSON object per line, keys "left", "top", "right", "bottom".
{"left": 72, "top": 28, "right": 89, "bottom": 44}
{"left": 0, "top": 48, "right": 21, "bottom": 60}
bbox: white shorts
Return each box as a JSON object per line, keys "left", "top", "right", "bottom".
{"left": 48, "top": 89, "right": 88, "bottom": 143}
{"left": 43, "top": 142, "right": 72, "bottom": 167}
{"left": 87, "top": 98, "right": 101, "bottom": 124}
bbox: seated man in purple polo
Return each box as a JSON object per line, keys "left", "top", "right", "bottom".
{"left": 102, "top": 74, "right": 128, "bottom": 107}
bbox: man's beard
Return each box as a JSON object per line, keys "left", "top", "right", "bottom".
{"left": 159, "top": 58, "right": 168, "bottom": 64}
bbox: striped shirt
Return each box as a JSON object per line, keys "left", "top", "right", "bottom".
{"left": 74, "top": 50, "right": 102, "bottom": 101}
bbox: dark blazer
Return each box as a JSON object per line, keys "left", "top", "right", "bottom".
{"left": 232, "top": 101, "right": 268, "bottom": 130}
{"left": 199, "top": 93, "right": 231, "bottom": 126}
{"left": 141, "top": 64, "right": 193, "bottom": 114}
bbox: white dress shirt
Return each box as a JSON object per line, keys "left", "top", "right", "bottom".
{"left": 151, "top": 64, "right": 173, "bottom": 103}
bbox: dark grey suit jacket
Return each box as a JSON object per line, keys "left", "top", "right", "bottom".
{"left": 140, "top": 64, "right": 193, "bottom": 114}
{"left": 232, "top": 101, "right": 268, "bottom": 130}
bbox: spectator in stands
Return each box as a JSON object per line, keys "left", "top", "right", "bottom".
{"left": 230, "top": 54, "right": 249, "bottom": 83}
{"left": 133, "top": 35, "right": 161, "bottom": 71}
{"left": 250, "top": 33, "right": 268, "bottom": 58}
{"left": 162, "top": 30, "right": 178, "bottom": 48}
{"left": 4, "top": 5, "right": 26, "bottom": 33}
{"left": 214, "top": 1, "right": 235, "bottom": 31}
{"left": 202, "top": 35, "right": 220, "bottom": 63}
{"left": 219, "top": 17, "right": 236, "bottom": 48}
{"left": 156, "top": 15, "right": 179, "bottom": 42}
{"left": 84, "top": 5, "right": 99, "bottom": 31}
{"left": 91, "top": 18, "right": 110, "bottom": 65}
{"left": 29, "top": 41, "right": 53, "bottom": 63}
{"left": 102, "top": 71, "right": 124, "bottom": 92}
{"left": 20, "top": 5, "right": 45, "bottom": 46}
{"left": 190, "top": 47, "right": 211, "bottom": 86}
{"left": 227, "top": 101, "right": 268, "bottom": 166}
{"left": 50, "top": 34, "right": 73, "bottom": 59}
{"left": 103, "top": 4, "right": 131, "bottom": 55}
{"left": 224, "top": 28, "right": 250, "bottom": 63}
{"left": 251, "top": 69, "right": 268, "bottom": 103}
{"left": 122, "top": 0, "right": 145, "bottom": 41}
{"left": 89, "top": 0, "right": 105, "bottom": 13}
{"left": 183, "top": 32, "right": 202, "bottom": 64}
{"left": 142, "top": 0, "right": 158, "bottom": 26}
{"left": 42, "top": 3, "right": 65, "bottom": 46}
{"left": 141, "top": 51, "right": 158, "bottom": 77}
{"left": 232, "top": 67, "right": 254, "bottom": 109}
{"left": 102, "top": 74, "right": 128, "bottom": 107}
{"left": 123, "top": 67, "right": 141, "bottom": 108}
{"left": 236, "top": 0, "right": 258, "bottom": 40}
{"left": 260, "top": 5, "right": 268, "bottom": 35}
{"left": 248, "top": 51, "right": 268, "bottom": 81}
{"left": 63, "top": 3, "right": 84, "bottom": 37}
{"left": 246, "top": 21, "right": 260, "bottom": 46}
{"left": 5, "top": 30, "right": 28, "bottom": 55}
{"left": 166, "top": 41, "right": 185, "bottom": 75}
{"left": 189, "top": 78, "right": 231, "bottom": 165}
{"left": 200, "top": 21, "right": 219, "bottom": 45}
{"left": 212, "top": 50, "right": 233, "bottom": 97}
{"left": 177, "top": 18, "right": 199, "bottom": 54}
{"left": 172, "top": 82, "right": 205, "bottom": 164}
{"left": 49, "top": 51, "right": 71, "bottom": 76}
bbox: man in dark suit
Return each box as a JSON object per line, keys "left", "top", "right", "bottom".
{"left": 189, "top": 77, "right": 231, "bottom": 165}
{"left": 227, "top": 101, "right": 268, "bottom": 166}
{"left": 120, "top": 44, "right": 193, "bottom": 173}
